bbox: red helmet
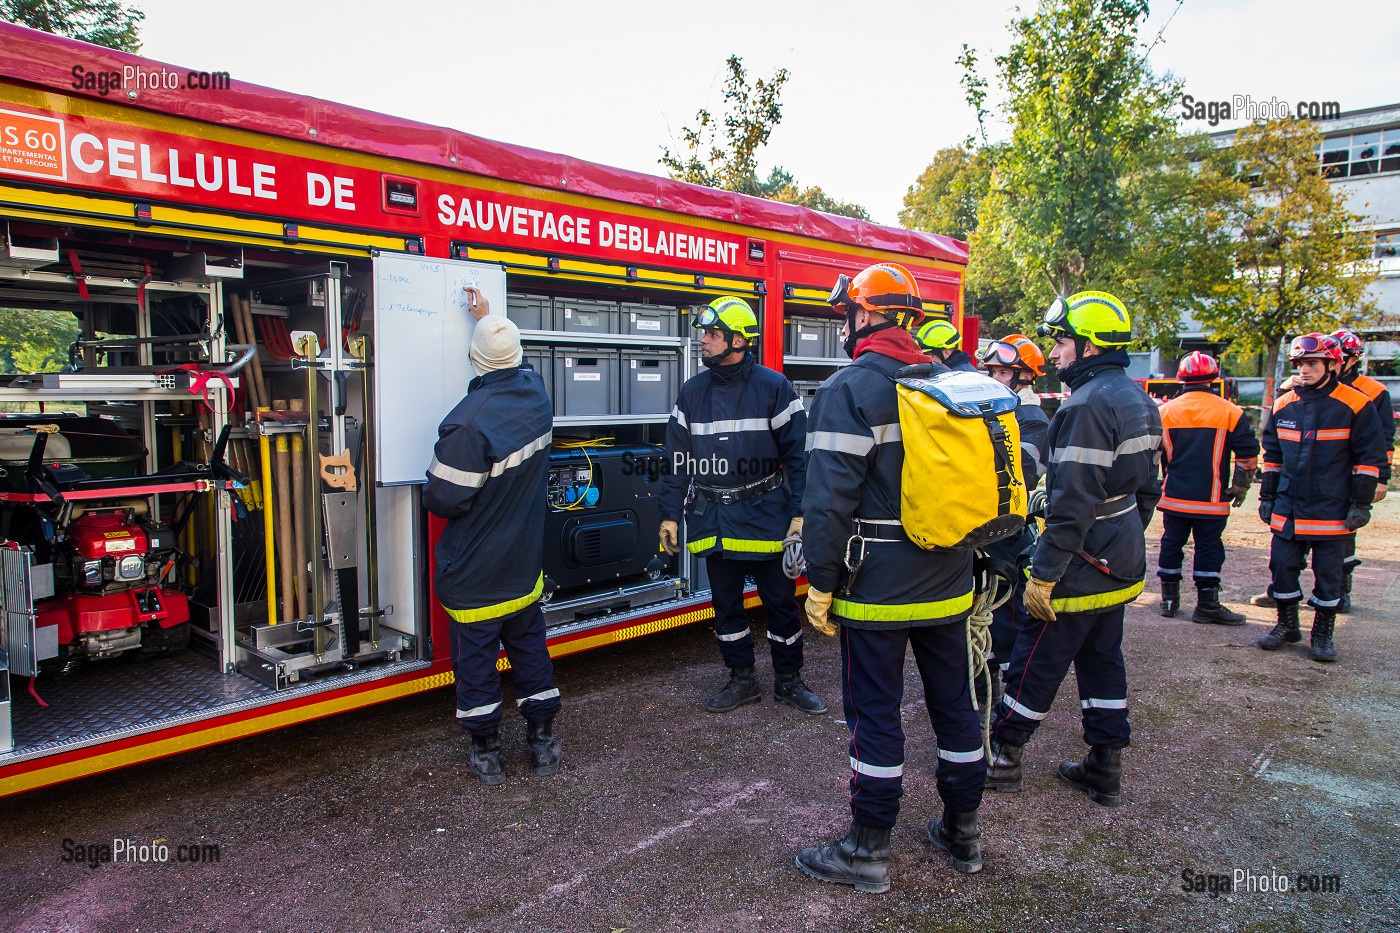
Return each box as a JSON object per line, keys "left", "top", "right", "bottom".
{"left": 1331, "top": 329, "right": 1364, "bottom": 358}
{"left": 1289, "top": 333, "right": 1343, "bottom": 364}
{"left": 1177, "top": 351, "right": 1220, "bottom": 383}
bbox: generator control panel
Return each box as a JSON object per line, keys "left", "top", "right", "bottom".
{"left": 548, "top": 462, "right": 600, "bottom": 510}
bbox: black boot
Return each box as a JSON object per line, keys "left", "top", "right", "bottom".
{"left": 986, "top": 739, "right": 1024, "bottom": 793}
{"left": 705, "top": 666, "right": 760, "bottom": 713}
{"left": 927, "top": 807, "right": 983, "bottom": 874}
{"left": 1159, "top": 578, "right": 1180, "bottom": 618}
{"left": 527, "top": 718, "right": 563, "bottom": 776}
{"left": 1310, "top": 609, "right": 1338, "bottom": 663}
{"left": 1057, "top": 745, "right": 1122, "bottom": 807}
{"left": 1192, "top": 585, "right": 1246, "bottom": 626}
{"left": 468, "top": 731, "right": 506, "bottom": 786}
{"left": 795, "top": 823, "right": 892, "bottom": 893}
{"left": 774, "top": 671, "right": 827, "bottom": 714}
{"left": 1338, "top": 565, "right": 1355, "bottom": 614}
{"left": 1257, "top": 602, "right": 1301, "bottom": 650}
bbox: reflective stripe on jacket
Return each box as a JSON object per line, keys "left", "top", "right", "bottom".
{"left": 424, "top": 364, "right": 554, "bottom": 622}
{"left": 1344, "top": 372, "right": 1395, "bottom": 483}
{"left": 660, "top": 351, "right": 806, "bottom": 560}
{"left": 1261, "top": 378, "right": 1385, "bottom": 538}
{"left": 1157, "top": 386, "right": 1258, "bottom": 516}
{"left": 802, "top": 330, "right": 973, "bottom": 629}
{"left": 1031, "top": 351, "right": 1163, "bottom": 612}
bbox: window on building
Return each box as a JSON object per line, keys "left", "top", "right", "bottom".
{"left": 1320, "top": 136, "right": 1350, "bottom": 178}
{"left": 1350, "top": 132, "right": 1381, "bottom": 175}
{"left": 1376, "top": 232, "right": 1400, "bottom": 260}
{"left": 1382, "top": 130, "right": 1400, "bottom": 173}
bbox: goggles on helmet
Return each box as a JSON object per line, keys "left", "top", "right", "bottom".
{"left": 979, "top": 341, "right": 1022, "bottom": 368}
{"left": 693, "top": 306, "right": 725, "bottom": 330}
{"left": 1291, "top": 334, "right": 1331, "bottom": 355}
{"left": 1036, "top": 297, "right": 1070, "bottom": 338}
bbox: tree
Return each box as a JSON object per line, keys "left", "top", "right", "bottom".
{"left": 965, "top": 0, "right": 1178, "bottom": 304}
{"left": 1195, "top": 118, "right": 1378, "bottom": 401}
{"left": 661, "top": 55, "right": 869, "bottom": 219}
{"left": 1, "top": 0, "right": 144, "bottom": 52}
{"left": 0, "top": 307, "right": 81, "bottom": 374}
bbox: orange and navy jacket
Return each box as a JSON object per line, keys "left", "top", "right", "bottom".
{"left": 1261, "top": 376, "right": 1385, "bottom": 538}
{"left": 1157, "top": 385, "right": 1258, "bottom": 517}
{"left": 1343, "top": 371, "right": 1395, "bottom": 483}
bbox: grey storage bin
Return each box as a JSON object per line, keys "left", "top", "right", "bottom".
{"left": 621, "top": 351, "right": 680, "bottom": 415}
{"left": 553, "top": 347, "right": 621, "bottom": 416}
{"left": 792, "top": 379, "right": 822, "bottom": 403}
{"left": 557, "top": 298, "right": 620, "bottom": 335}
{"left": 506, "top": 293, "right": 552, "bottom": 330}
{"left": 786, "top": 317, "right": 833, "bottom": 359}
{"left": 522, "top": 346, "right": 554, "bottom": 407}
{"left": 621, "top": 303, "right": 679, "bottom": 338}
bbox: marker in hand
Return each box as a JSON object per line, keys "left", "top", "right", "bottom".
{"left": 463, "top": 286, "right": 489, "bottom": 321}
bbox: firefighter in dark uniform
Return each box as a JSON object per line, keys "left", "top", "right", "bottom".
{"left": 1332, "top": 329, "right": 1394, "bottom": 613}
{"left": 916, "top": 319, "right": 978, "bottom": 372}
{"left": 987, "top": 291, "right": 1162, "bottom": 808}
{"left": 795, "top": 263, "right": 984, "bottom": 893}
{"left": 423, "top": 288, "right": 561, "bottom": 786}
{"left": 978, "top": 335, "right": 1051, "bottom": 706}
{"left": 659, "top": 296, "right": 825, "bottom": 715}
{"left": 1256, "top": 333, "right": 1385, "bottom": 662}
{"left": 1155, "top": 351, "right": 1258, "bottom": 624}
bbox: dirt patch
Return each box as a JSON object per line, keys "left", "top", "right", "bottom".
{"left": 0, "top": 490, "right": 1397, "bottom": 931}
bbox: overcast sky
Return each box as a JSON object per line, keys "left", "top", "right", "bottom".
{"left": 133, "top": 0, "right": 1400, "bottom": 226}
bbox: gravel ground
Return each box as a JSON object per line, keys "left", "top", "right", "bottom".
{"left": 1, "top": 488, "right": 1397, "bottom": 932}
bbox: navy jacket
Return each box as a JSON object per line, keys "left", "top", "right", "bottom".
{"left": 1261, "top": 376, "right": 1385, "bottom": 538}
{"left": 661, "top": 351, "right": 806, "bottom": 559}
{"left": 1343, "top": 371, "right": 1395, "bottom": 483}
{"left": 1157, "top": 385, "right": 1258, "bottom": 517}
{"left": 1031, "top": 350, "right": 1163, "bottom": 613}
{"left": 803, "top": 328, "right": 974, "bottom": 629}
{"left": 423, "top": 364, "right": 553, "bottom": 622}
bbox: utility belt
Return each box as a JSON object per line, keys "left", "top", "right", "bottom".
{"left": 1095, "top": 493, "right": 1135, "bottom": 520}
{"left": 841, "top": 517, "right": 907, "bottom": 595}
{"left": 693, "top": 471, "right": 783, "bottom": 506}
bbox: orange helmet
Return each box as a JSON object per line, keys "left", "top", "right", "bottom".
{"left": 829, "top": 262, "right": 925, "bottom": 329}
{"left": 978, "top": 333, "right": 1046, "bottom": 379}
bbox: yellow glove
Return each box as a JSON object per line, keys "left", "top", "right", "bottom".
{"left": 804, "top": 588, "right": 836, "bottom": 637}
{"left": 1375, "top": 485, "right": 1389, "bottom": 503}
{"left": 1025, "top": 577, "right": 1057, "bottom": 622}
{"left": 659, "top": 520, "right": 680, "bottom": 556}
{"left": 787, "top": 516, "right": 803, "bottom": 538}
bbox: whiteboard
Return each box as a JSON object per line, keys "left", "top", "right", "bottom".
{"left": 371, "top": 254, "right": 507, "bottom": 485}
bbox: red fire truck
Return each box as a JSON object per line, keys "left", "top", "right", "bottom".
{"left": 0, "top": 24, "right": 967, "bottom": 796}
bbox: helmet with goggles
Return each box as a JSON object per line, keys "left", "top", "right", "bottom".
{"left": 979, "top": 333, "right": 1046, "bottom": 379}
{"left": 692, "top": 296, "right": 759, "bottom": 341}
{"left": 1036, "top": 291, "right": 1133, "bottom": 349}
{"left": 828, "top": 263, "right": 925, "bottom": 330}
{"left": 1288, "top": 332, "right": 1343, "bottom": 365}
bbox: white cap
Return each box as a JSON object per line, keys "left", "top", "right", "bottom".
{"left": 469, "top": 315, "right": 523, "bottom": 375}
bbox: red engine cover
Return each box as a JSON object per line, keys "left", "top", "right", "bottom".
{"left": 35, "top": 586, "right": 190, "bottom": 643}
{"left": 67, "top": 510, "right": 150, "bottom": 559}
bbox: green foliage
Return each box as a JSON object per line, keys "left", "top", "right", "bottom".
{"left": 967, "top": 0, "right": 1179, "bottom": 303}
{"left": 660, "top": 56, "right": 869, "bottom": 220}
{"left": 1, "top": 0, "right": 144, "bottom": 52}
{"left": 1194, "top": 118, "right": 1378, "bottom": 397}
{"left": 0, "top": 307, "right": 81, "bottom": 373}
{"left": 899, "top": 145, "right": 993, "bottom": 240}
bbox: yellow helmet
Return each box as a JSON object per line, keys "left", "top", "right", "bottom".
{"left": 915, "top": 319, "right": 961, "bottom": 352}
{"left": 693, "top": 296, "right": 759, "bottom": 340}
{"left": 1037, "top": 291, "right": 1132, "bottom": 348}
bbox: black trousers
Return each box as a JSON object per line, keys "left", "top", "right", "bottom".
{"left": 841, "top": 622, "right": 985, "bottom": 827}
{"left": 1157, "top": 512, "right": 1228, "bottom": 585}
{"left": 990, "top": 572, "right": 1030, "bottom": 671}
{"left": 1267, "top": 534, "right": 1350, "bottom": 608}
{"left": 706, "top": 555, "right": 803, "bottom": 673}
{"left": 451, "top": 603, "right": 559, "bottom": 735}
{"left": 992, "top": 604, "right": 1130, "bottom": 749}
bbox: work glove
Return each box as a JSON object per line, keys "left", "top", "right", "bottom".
{"left": 1375, "top": 485, "right": 1389, "bottom": 503}
{"left": 1258, "top": 499, "right": 1274, "bottom": 525}
{"left": 1024, "top": 577, "right": 1057, "bottom": 622}
{"left": 659, "top": 519, "right": 680, "bottom": 556}
{"left": 787, "top": 516, "right": 803, "bottom": 538}
{"left": 1344, "top": 505, "right": 1371, "bottom": 531}
{"left": 1228, "top": 485, "right": 1250, "bottom": 508}
{"left": 1228, "top": 467, "right": 1253, "bottom": 507}
{"left": 804, "top": 588, "right": 836, "bottom": 637}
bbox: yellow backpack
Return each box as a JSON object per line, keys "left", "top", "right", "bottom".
{"left": 892, "top": 367, "right": 1027, "bottom": 550}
